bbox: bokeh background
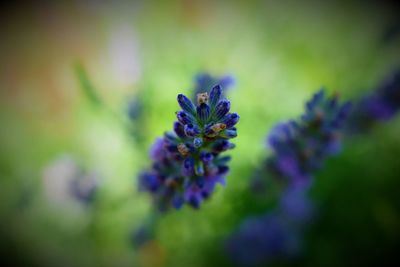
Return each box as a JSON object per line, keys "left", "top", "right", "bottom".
{"left": 1, "top": 1, "right": 400, "bottom": 266}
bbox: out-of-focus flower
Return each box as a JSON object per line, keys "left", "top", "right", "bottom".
{"left": 42, "top": 155, "right": 99, "bottom": 206}
{"left": 192, "top": 72, "right": 236, "bottom": 101}
{"left": 227, "top": 90, "right": 350, "bottom": 266}
{"left": 69, "top": 171, "right": 98, "bottom": 204}
{"left": 347, "top": 70, "right": 400, "bottom": 133}
{"left": 279, "top": 184, "right": 314, "bottom": 223}
{"left": 227, "top": 182, "right": 314, "bottom": 267}
{"left": 228, "top": 74, "right": 400, "bottom": 266}
{"left": 226, "top": 212, "right": 303, "bottom": 267}
{"left": 139, "top": 85, "right": 239, "bottom": 210}
{"left": 267, "top": 89, "right": 352, "bottom": 185}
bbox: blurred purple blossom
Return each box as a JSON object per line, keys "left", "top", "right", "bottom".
{"left": 267, "top": 89, "right": 352, "bottom": 185}
{"left": 42, "top": 155, "right": 99, "bottom": 206}
{"left": 228, "top": 89, "right": 350, "bottom": 266}
{"left": 192, "top": 72, "right": 236, "bottom": 101}
{"left": 347, "top": 69, "right": 400, "bottom": 133}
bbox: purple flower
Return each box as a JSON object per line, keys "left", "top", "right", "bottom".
{"left": 364, "top": 96, "right": 395, "bottom": 119}
{"left": 139, "top": 85, "right": 239, "bottom": 211}
{"left": 227, "top": 184, "right": 314, "bottom": 267}
{"left": 267, "top": 89, "right": 352, "bottom": 184}
{"left": 226, "top": 213, "right": 302, "bottom": 267}
{"left": 149, "top": 138, "right": 165, "bottom": 161}
{"left": 229, "top": 89, "right": 350, "bottom": 266}
{"left": 279, "top": 184, "right": 314, "bottom": 223}
{"left": 347, "top": 69, "right": 400, "bottom": 133}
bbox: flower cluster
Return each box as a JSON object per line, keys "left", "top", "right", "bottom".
{"left": 69, "top": 172, "right": 98, "bottom": 204}
{"left": 227, "top": 89, "right": 351, "bottom": 266}
{"left": 226, "top": 186, "right": 313, "bottom": 266}
{"left": 139, "top": 85, "right": 239, "bottom": 210}
{"left": 267, "top": 89, "right": 352, "bottom": 185}
{"left": 192, "top": 72, "right": 235, "bottom": 101}
{"left": 226, "top": 213, "right": 299, "bottom": 267}
{"left": 42, "top": 155, "right": 99, "bottom": 206}
{"left": 347, "top": 69, "right": 400, "bottom": 133}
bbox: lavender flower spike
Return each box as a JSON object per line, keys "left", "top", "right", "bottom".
{"left": 267, "top": 89, "right": 352, "bottom": 185}
{"left": 139, "top": 84, "right": 239, "bottom": 211}
{"left": 227, "top": 89, "right": 351, "bottom": 266}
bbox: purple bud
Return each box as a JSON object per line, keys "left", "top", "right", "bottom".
{"left": 306, "top": 89, "right": 325, "bottom": 111}
{"left": 189, "top": 196, "right": 201, "bottom": 208}
{"left": 149, "top": 138, "right": 165, "bottom": 161}
{"left": 209, "top": 85, "right": 222, "bottom": 108}
{"left": 138, "top": 172, "right": 160, "bottom": 192}
{"left": 221, "top": 128, "right": 237, "bottom": 138}
{"left": 183, "top": 158, "right": 195, "bottom": 176}
{"left": 214, "top": 100, "right": 230, "bottom": 120}
{"left": 176, "top": 111, "right": 194, "bottom": 125}
{"left": 213, "top": 140, "right": 234, "bottom": 152}
{"left": 173, "top": 122, "right": 186, "bottom": 138}
{"left": 221, "top": 113, "right": 240, "bottom": 128}
{"left": 201, "top": 189, "right": 210, "bottom": 199}
{"left": 217, "top": 165, "right": 229, "bottom": 176}
{"left": 172, "top": 194, "right": 184, "bottom": 209}
{"left": 197, "top": 103, "right": 210, "bottom": 123}
{"left": 184, "top": 185, "right": 202, "bottom": 209}
{"left": 200, "top": 151, "right": 213, "bottom": 163}
{"left": 177, "top": 94, "right": 196, "bottom": 115}
{"left": 184, "top": 123, "right": 200, "bottom": 137}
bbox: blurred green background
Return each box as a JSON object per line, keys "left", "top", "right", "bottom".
{"left": 0, "top": 1, "right": 400, "bottom": 266}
